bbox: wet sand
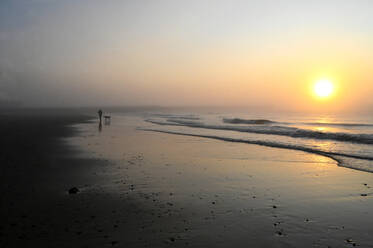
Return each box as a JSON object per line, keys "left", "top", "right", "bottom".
{"left": 1, "top": 112, "right": 373, "bottom": 247}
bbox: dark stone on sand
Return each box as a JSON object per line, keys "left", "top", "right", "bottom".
{"left": 345, "top": 238, "right": 357, "bottom": 246}
{"left": 272, "top": 205, "right": 277, "bottom": 208}
{"left": 68, "top": 187, "right": 79, "bottom": 194}
{"left": 360, "top": 193, "right": 367, "bottom": 196}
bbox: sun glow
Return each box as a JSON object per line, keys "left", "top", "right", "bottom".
{"left": 314, "top": 79, "right": 334, "bottom": 98}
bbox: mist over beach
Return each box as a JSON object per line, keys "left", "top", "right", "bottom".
{"left": 1, "top": 1, "right": 373, "bottom": 248}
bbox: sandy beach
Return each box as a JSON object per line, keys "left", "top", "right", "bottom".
{"left": 72, "top": 114, "right": 373, "bottom": 248}
{"left": 2, "top": 111, "right": 372, "bottom": 247}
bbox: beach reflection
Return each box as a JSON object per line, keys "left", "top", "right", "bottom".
{"left": 308, "top": 139, "right": 336, "bottom": 152}
{"left": 98, "top": 122, "right": 102, "bottom": 132}
{"left": 315, "top": 127, "right": 326, "bottom": 132}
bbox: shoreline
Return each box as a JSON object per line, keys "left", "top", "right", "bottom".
{"left": 139, "top": 128, "right": 373, "bottom": 174}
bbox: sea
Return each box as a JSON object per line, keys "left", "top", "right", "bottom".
{"left": 110, "top": 107, "right": 373, "bottom": 173}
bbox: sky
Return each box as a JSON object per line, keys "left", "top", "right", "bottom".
{"left": 1, "top": 0, "right": 373, "bottom": 112}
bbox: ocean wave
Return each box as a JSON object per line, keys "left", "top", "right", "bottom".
{"left": 223, "top": 118, "right": 276, "bottom": 125}
{"left": 167, "top": 119, "right": 204, "bottom": 125}
{"left": 151, "top": 114, "right": 200, "bottom": 120}
{"left": 303, "top": 122, "right": 373, "bottom": 127}
{"left": 139, "top": 128, "right": 373, "bottom": 173}
{"left": 145, "top": 119, "right": 373, "bottom": 145}
{"left": 222, "top": 118, "right": 373, "bottom": 127}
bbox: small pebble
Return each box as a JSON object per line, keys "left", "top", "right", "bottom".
{"left": 68, "top": 187, "right": 79, "bottom": 194}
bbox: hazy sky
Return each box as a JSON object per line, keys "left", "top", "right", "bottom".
{"left": 1, "top": 0, "right": 373, "bottom": 112}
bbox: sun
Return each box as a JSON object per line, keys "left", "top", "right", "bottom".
{"left": 314, "top": 79, "right": 334, "bottom": 98}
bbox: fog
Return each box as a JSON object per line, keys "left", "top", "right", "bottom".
{"left": 1, "top": 0, "right": 373, "bottom": 113}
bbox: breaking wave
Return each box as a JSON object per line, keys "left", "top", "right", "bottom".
{"left": 303, "top": 122, "right": 373, "bottom": 127}
{"left": 223, "top": 118, "right": 276, "bottom": 125}
{"left": 145, "top": 119, "right": 373, "bottom": 145}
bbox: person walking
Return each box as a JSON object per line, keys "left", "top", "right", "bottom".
{"left": 98, "top": 109, "right": 103, "bottom": 123}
